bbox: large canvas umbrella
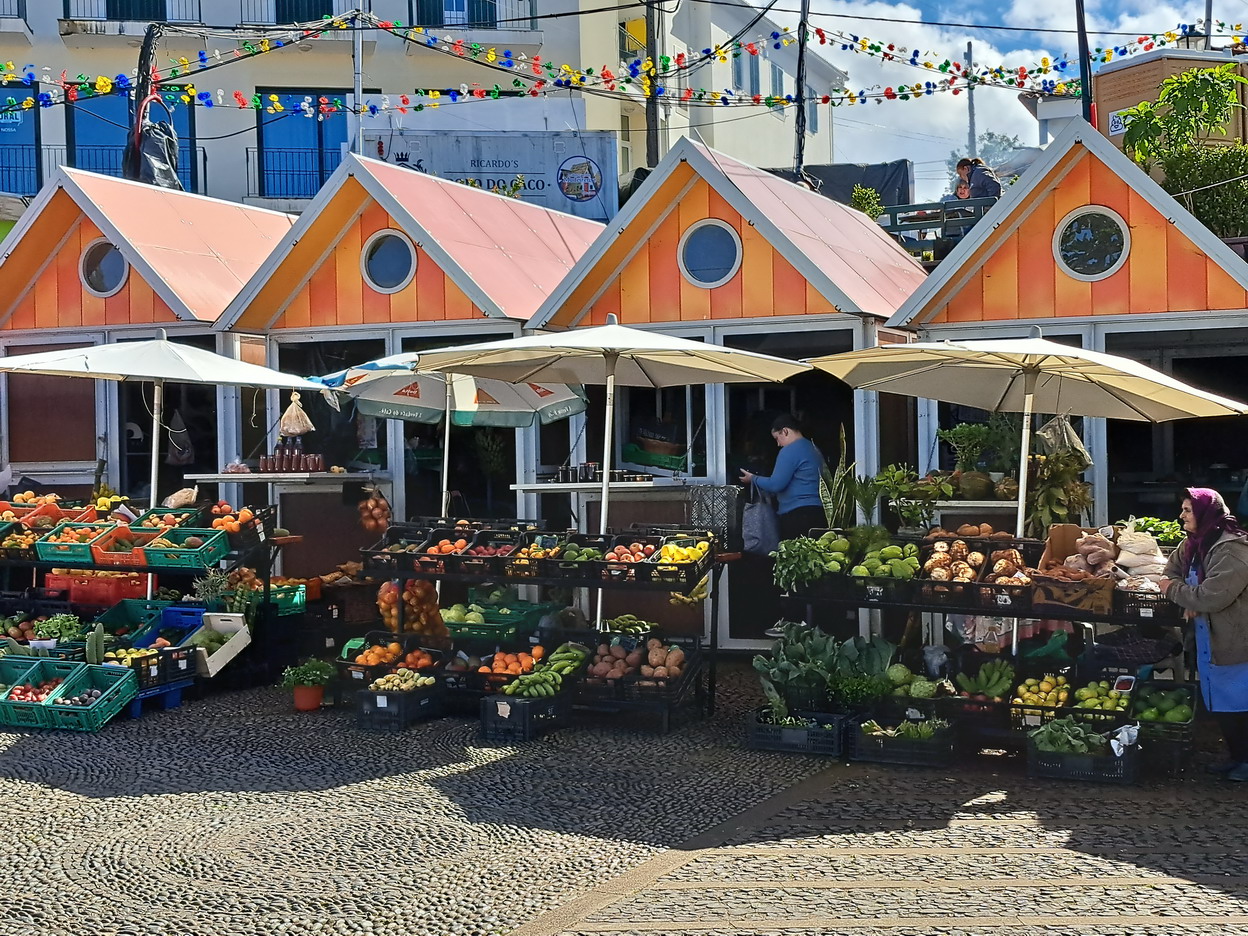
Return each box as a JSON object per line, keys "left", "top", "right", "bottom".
{"left": 414, "top": 316, "right": 811, "bottom": 537}
{"left": 0, "top": 337, "right": 322, "bottom": 511}
{"left": 807, "top": 336, "right": 1248, "bottom": 536}
{"left": 312, "top": 352, "right": 587, "bottom": 514}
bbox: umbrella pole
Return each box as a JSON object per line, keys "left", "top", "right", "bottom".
{"left": 441, "top": 378, "right": 453, "bottom": 517}
{"left": 1012, "top": 370, "right": 1037, "bottom": 657}
{"left": 147, "top": 379, "right": 163, "bottom": 600}
{"left": 595, "top": 353, "right": 620, "bottom": 627}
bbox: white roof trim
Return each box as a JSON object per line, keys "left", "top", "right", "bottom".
{"left": 530, "top": 136, "right": 891, "bottom": 329}
{"left": 885, "top": 119, "right": 1248, "bottom": 329}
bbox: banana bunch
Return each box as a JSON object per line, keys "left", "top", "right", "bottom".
{"left": 536, "top": 641, "right": 590, "bottom": 677}
{"left": 600, "top": 614, "right": 654, "bottom": 634}
{"left": 669, "top": 575, "right": 709, "bottom": 607}
{"left": 954, "top": 658, "right": 1015, "bottom": 699}
{"left": 503, "top": 670, "right": 564, "bottom": 697}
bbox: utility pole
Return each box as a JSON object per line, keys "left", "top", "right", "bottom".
{"left": 644, "top": 0, "right": 660, "bottom": 167}
{"left": 1075, "top": 0, "right": 1094, "bottom": 123}
{"left": 966, "top": 41, "right": 976, "bottom": 158}
{"left": 352, "top": 7, "right": 365, "bottom": 155}
{"left": 1206, "top": 0, "right": 1215, "bottom": 49}
{"left": 793, "top": 0, "right": 811, "bottom": 175}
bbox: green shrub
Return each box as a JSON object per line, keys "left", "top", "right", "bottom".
{"left": 1159, "top": 144, "right": 1248, "bottom": 238}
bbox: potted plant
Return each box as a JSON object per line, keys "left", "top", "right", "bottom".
{"left": 876, "top": 465, "right": 952, "bottom": 534}
{"left": 29, "top": 613, "right": 83, "bottom": 650}
{"left": 280, "top": 658, "right": 336, "bottom": 711}
{"left": 937, "top": 423, "right": 996, "bottom": 499}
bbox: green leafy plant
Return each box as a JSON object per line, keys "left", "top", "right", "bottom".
{"left": 32, "top": 614, "right": 83, "bottom": 642}
{"left": 192, "top": 569, "right": 232, "bottom": 606}
{"left": 937, "top": 422, "right": 992, "bottom": 472}
{"left": 1029, "top": 715, "right": 1110, "bottom": 755}
{"left": 770, "top": 537, "right": 837, "bottom": 592}
{"left": 849, "top": 184, "right": 885, "bottom": 218}
{"left": 820, "top": 424, "right": 855, "bottom": 529}
{"left": 280, "top": 658, "right": 336, "bottom": 688}
{"left": 1158, "top": 143, "right": 1248, "bottom": 237}
{"left": 876, "top": 464, "right": 948, "bottom": 530}
{"left": 849, "top": 474, "right": 884, "bottom": 524}
{"left": 984, "top": 411, "right": 1023, "bottom": 474}
{"left": 1025, "top": 451, "right": 1093, "bottom": 538}
{"left": 1121, "top": 64, "right": 1248, "bottom": 165}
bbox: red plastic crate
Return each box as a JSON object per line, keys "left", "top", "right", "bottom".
{"left": 69, "top": 573, "right": 151, "bottom": 605}
{"left": 90, "top": 527, "right": 157, "bottom": 568}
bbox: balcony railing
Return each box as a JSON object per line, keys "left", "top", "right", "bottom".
{"left": 246, "top": 146, "right": 343, "bottom": 199}
{"left": 62, "top": 0, "right": 201, "bottom": 22}
{"left": 44, "top": 144, "right": 207, "bottom": 194}
{"left": 408, "top": 0, "right": 536, "bottom": 30}
{"left": 240, "top": 0, "right": 337, "bottom": 24}
{"left": 0, "top": 144, "right": 39, "bottom": 196}
{"left": 877, "top": 197, "right": 998, "bottom": 264}
{"left": 0, "top": 0, "right": 26, "bottom": 18}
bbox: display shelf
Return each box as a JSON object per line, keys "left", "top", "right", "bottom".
{"left": 510, "top": 480, "right": 690, "bottom": 494}
{"left": 396, "top": 563, "right": 710, "bottom": 595}
{"left": 186, "top": 472, "right": 390, "bottom": 484}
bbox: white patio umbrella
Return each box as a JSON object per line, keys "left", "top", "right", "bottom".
{"left": 311, "top": 352, "right": 587, "bottom": 514}
{"left": 0, "top": 336, "right": 323, "bottom": 515}
{"left": 414, "top": 315, "right": 812, "bottom": 537}
{"left": 807, "top": 336, "right": 1248, "bottom": 536}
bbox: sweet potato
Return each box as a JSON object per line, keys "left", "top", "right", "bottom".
{"left": 648, "top": 647, "right": 666, "bottom": 667}
{"left": 609, "top": 644, "right": 627, "bottom": 660}
{"left": 597, "top": 643, "right": 610, "bottom": 656}
{"left": 664, "top": 646, "right": 686, "bottom": 669}
{"left": 653, "top": 666, "right": 668, "bottom": 678}
{"left": 646, "top": 637, "right": 663, "bottom": 650}
{"left": 641, "top": 665, "right": 655, "bottom": 677}
{"left": 625, "top": 650, "right": 643, "bottom": 667}
{"left": 668, "top": 665, "right": 682, "bottom": 678}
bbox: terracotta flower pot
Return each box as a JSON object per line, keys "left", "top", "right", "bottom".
{"left": 292, "top": 684, "right": 324, "bottom": 712}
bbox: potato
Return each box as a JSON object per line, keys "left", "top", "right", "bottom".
{"left": 668, "top": 665, "right": 682, "bottom": 678}
{"left": 978, "top": 523, "right": 994, "bottom": 535}
{"left": 653, "top": 666, "right": 668, "bottom": 678}
{"left": 957, "top": 524, "right": 979, "bottom": 536}
{"left": 648, "top": 647, "right": 666, "bottom": 667}
{"left": 641, "top": 665, "right": 655, "bottom": 677}
{"left": 625, "top": 650, "right": 643, "bottom": 667}
{"left": 597, "top": 644, "right": 610, "bottom": 656}
{"left": 609, "top": 644, "right": 627, "bottom": 660}
{"left": 664, "top": 647, "right": 685, "bottom": 668}
{"left": 646, "top": 637, "right": 663, "bottom": 650}
{"left": 592, "top": 661, "right": 613, "bottom": 677}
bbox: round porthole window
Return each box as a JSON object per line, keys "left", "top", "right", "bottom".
{"left": 80, "top": 239, "right": 128, "bottom": 298}
{"left": 1053, "top": 207, "right": 1130, "bottom": 282}
{"left": 361, "top": 229, "right": 417, "bottom": 294}
{"left": 678, "top": 219, "right": 743, "bottom": 289}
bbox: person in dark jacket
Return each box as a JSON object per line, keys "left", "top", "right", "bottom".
{"left": 1159, "top": 488, "right": 1248, "bottom": 780}
{"left": 956, "top": 157, "right": 1002, "bottom": 199}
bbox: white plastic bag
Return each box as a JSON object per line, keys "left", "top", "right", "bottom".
{"left": 279, "top": 392, "right": 315, "bottom": 437}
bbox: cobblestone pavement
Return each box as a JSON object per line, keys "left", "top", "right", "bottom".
{"left": 3, "top": 664, "right": 1246, "bottom": 936}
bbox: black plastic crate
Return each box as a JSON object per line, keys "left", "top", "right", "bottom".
{"left": 915, "top": 577, "right": 979, "bottom": 609}
{"left": 1026, "top": 737, "right": 1139, "bottom": 784}
{"left": 456, "top": 529, "right": 528, "bottom": 578}
{"left": 1112, "top": 589, "right": 1183, "bottom": 624}
{"left": 479, "top": 692, "right": 569, "bottom": 743}
{"left": 1133, "top": 679, "right": 1197, "bottom": 773}
{"left": 227, "top": 505, "right": 277, "bottom": 557}
{"left": 849, "top": 722, "right": 956, "bottom": 767}
{"left": 746, "top": 708, "right": 844, "bottom": 755}
{"left": 359, "top": 524, "right": 428, "bottom": 576}
{"left": 355, "top": 683, "right": 443, "bottom": 732}
{"left": 160, "top": 645, "right": 198, "bottom": 683}
{"left": 539, "top": 534, "right": 613, "bottom": 580}
{"left": 411, "top": 528, "right": 474, "bottom": 575}
{"left": 599, "top": 534, "right": 666, "bottom": 584}
{"left": 499, "top": 531, "right": 563, "bottom": 579}
{"left": 620, "top": 638, "right": 701, "bottom": 702}
{"left": 847, "top": 575, "right": 915, "bottom": 605}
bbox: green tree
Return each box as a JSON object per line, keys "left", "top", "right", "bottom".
{"left": 1121, "top": 64, "right": 1248, "bottom": 165}
{"left": 945, "top": 131, "right": 1023, "bottom": 185}
{"left": 849, "top": 184, "right": 885, "bottom": 218}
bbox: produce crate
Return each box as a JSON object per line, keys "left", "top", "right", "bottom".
{"left": 411, "top": 528, "right": 474, "bottom": 575}
{"left": 90, "top": 527, "right": 158, "bottom": 567}
{"left": 359, "top": 524, "right": 428, "bottom": 576}
{"left": 0, "top": 657, "right": 37, "bottom": 725}
{"left": 44, "top": 664, "right": 138, "bottom": 731}
{"left": 479, "top": 692, "right": 569, "bottom": 744}
{"left": 1134, "top": 680, "right": 1197, "bottom": 775}
{"left": 1112, "top": 589, "right": 1183, "bottom": 624}
{"left": 35, "top": 523, "right": 117, "bottom": 564}
{"left": 600, "top": 534, "right": 665, "bottom": 584}
{"left": 621, "top": 638, "right": 701, "bottom": 702}
{"left": 223, "top": 584, "right": 306, "bottom": 616}
{"left": 131, "top": 605, "right": 205, "bottom": 647}
{"left": 975, "top": 575, "right": 1034, "bottom": 615}
{"left": 539, "top": 533, "right": 613, "bottom": 580}
{"left": 456, "top": 529, "right": 528, "bottom": 577}
{"left": 1009, "top": 681, "right": 1136, "bottom": 733}
{"left": 648, "top": 534, "right": 713, "bottom": 587}
{"left": 746, "top": 708, "right": 845, "bottom": 756}
{"left": 848, "top": 722, "right": 956, "bottom": 767}
{"left": 1030, "top": 574, "right": 1114, "bottom": 617}
{"left": 355, "top": 683, "right": 444, "bottom": 732}
{"left": 337, "top": 632, "right": 443, "bottom": 689}
{"left": 1026, "top": 737, "right": 1139, "bottom": 784}
{"left": 45, "top": 643, "right": 87, "bottom": 662}
{"left": 0, "top": 660, "right": 85, "bottom": 728}
{"left": 502, "top": 532, "right": 565, "bottom": 579}
{"left": 141, "top": 528, "right": 229, "bottom": 570}
{"left": 445, "top": 616, "right": 519, "bottom": 645}
{"left": 94, "top": 600, "right": 173, "bottom": 640}
{"left": 847, "top": 574, "right": 916, "bottom": 605}
{"left": 915, "top": 577, "right": 979, "bottom": 609}
{"left": 225, "top": 505, "right": 277, "bottom": 555}
{"left": 129, "top": 506, "right": 205, "bottom": 530}
{"left": 0, "top": 523, "right": 39, "bottom": 560}
{"left": 69, "top": 573, "right": 150, "bottom": 606}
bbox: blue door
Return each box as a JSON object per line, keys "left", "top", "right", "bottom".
{"left": 68, "top": 92, "right": 196, "bottom": 190}
{"left": 0, "top": 87, "right": 39, "bottom": 196}
{"left": 257, "top": 90, "right": 348, "bottom": 198}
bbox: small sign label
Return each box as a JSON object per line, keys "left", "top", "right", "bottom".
{"left": 325, "top": 637, "right": 335, "bottom": 648}
{"left": 376, "top": 695, "right": 388, "bottom": 708}
{"left": 1139, "top": 608, "right": 1153, "bottom": 618}
{"left": 496, "top": 701, "right": 512, "bottom": 719}
{"left": 905, "top": 707, "right": 921, "bottom": 721}
{"left": 996, "top": 594, "right": 1011, "bottom": 607}
{"left": 866, "top": 585, "right": 884, "bottom": 600}
{"left": 178, "top": 659, "right": 188, "bottom": 670}
{"left": 352, "top": 670, "right": 364, "bottom": 680}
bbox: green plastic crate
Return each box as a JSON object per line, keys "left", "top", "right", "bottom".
{"left": 44, "top": 664, "right": 138, "bottom": 731}
{"left": 446, "top": 619, "right": 519, "bottom": 644}
{"left": 129, "top": 506, "right": 204, "bottom": 531}
{"left": 224, "top": 584, "right": 306, "bottom": 616}
{"left": 141, "top": 528, "right": 229, "bottom": 570}
{"left": 0, "top": 660, "right": 85, "bottom": 728}
{"left": 35, "top": 523, "right": 116, "bottom": 564}
{"left": 94, "top": 600, "right": 171, "bottom": 640}
{"left": 0, "top": 657, "right": 37, "bottom": 726}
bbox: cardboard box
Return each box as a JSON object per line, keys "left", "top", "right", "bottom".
{"left": 193, "top": 613, "right": 251, "bottom": 678}
{"left": 1033, "top": 524, "right": 1116, "bottom": 617}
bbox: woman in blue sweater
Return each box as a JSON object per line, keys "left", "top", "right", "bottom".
{"left": 740, "top": 415, "right": 826, "bottom": 541}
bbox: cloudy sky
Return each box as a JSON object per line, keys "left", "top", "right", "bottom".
{"left": 788, "top": 0, "right": 1219, "bottom": 196}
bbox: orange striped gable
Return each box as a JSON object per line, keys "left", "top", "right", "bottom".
{"left": 268, "top": 197, "right": 486, "bottom": 330}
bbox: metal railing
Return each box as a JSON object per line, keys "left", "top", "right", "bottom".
{"left": 877, "top": 197, "right": 998, "bottom": 262}
{"left": 408, "top": 0, "right": 536, "bottom": 30}
{"left": 240, "top": 0, "right": 336, "bottom": 24}
{"left": 246, "top": 146, "right": 343, "bottom": 199}
{"left": 0, "top": 144, "right": 39, "bottom": 196}
{"left": 63, "top": 0, "right": 201, "bottom": 22}
{"left": 0, "top": 0, "right": 26, "bottom": 19}
{"left": 43, "top": 144, "right": 207, "bottom": 194}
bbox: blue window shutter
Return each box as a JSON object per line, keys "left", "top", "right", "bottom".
{"left": 468, "top": 0, "right": 496, "bottom": 26}
{"left": 416, "top": 0, "right": 443, "bottom": 25}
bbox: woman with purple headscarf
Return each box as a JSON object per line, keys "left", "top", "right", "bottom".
{"left": 1160, "top": 488, "right": 1248, "bottom": 780}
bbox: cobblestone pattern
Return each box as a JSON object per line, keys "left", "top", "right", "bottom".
{"left": 560, "top": 929, "right": 1248, "bottom": 936}
{"left": 0, "top": 665, "right": 823, "bottom": 936}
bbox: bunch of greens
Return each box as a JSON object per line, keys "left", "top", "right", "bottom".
{"left": 827, "top": 634, "right": 897, "bottom": 710}
{"left": 32, "top": 614, "right": 83, "bottom": 642}
{"left": 280, "top": 658, "right": 336, "bottom": 688}
{"left": 1118, "top": 516, "right": 1185, "bottom": 548}
{"left": 1029, "top": 715, "right": 1109, "bottom": 755}
{"left": 753, "top": 623, "right": 839, "bottom": 714}
{"left": 861, "top": 718, "right": 950, "bottom": 739}
{"left": 1025, "top": 452, "right": 1093, "bottom": 538}
{"left": 770, "top": 537, "right": 838, "bottom": 592}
